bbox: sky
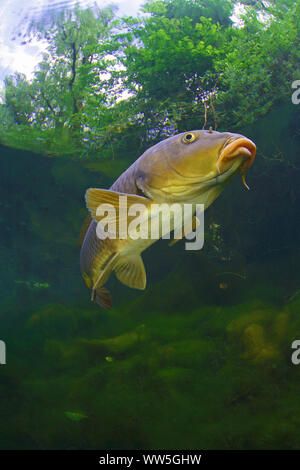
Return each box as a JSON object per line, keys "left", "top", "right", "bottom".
{"left": 0, "top": 0, "right": 144, "bottom": 86}
{"left": 0, "top": 0, "right": 243, "bottom": 90}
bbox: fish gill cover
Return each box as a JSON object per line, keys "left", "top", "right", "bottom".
{"left": 0, "top": 0, "right": 300, "bottom": 451}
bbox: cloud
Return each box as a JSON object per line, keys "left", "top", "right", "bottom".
{"left": 0, "top": 0, "right": 144, "bottom": 83}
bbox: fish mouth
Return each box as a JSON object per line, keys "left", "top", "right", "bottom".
{"left": 217, "top": 137, "right": 256, "bottom": 189}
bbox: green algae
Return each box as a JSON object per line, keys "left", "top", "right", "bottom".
{"left": 3, "top": 283, "right": 299, "bottom": 449}
{"left": 1, "top": 291, "right": 300, "bottom": 450}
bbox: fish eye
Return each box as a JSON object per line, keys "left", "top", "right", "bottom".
{"left": 182, "top": 132, "right": 196, "bottom": 144}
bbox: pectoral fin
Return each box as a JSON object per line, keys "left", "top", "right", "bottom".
{"left": 169, "top": 216, "right": 200, "bottom": 247}
{"left": 114, "top": 255, "right": 146, "bottom": 290}
{"left": 85, "top": 188, "right": 152, "bottom": 236}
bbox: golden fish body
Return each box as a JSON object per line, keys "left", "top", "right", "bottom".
{"left": 80, "top": 129, "right": 256, "bottom": 308}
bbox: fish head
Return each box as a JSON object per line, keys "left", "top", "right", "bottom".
{"left": 136, "top": 129, "right": 256, "bottom": 205}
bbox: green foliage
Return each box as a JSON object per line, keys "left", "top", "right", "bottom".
{"left": 142, "top": 0, "right": 234, "bottom": 25}
{"left": 2, "top": 265, "right": 300, "bottom": 449}
{"left": 0, "top": 0, "right": 299, "bottom": 158}
{"left": 1, "top": 6, "right": 124, "bottom": 158}
{"left": 122, "top": 14, "right": 226, "bottom": 97}
{"left": 215, "top": 0, "right": 300, "bottom": 127}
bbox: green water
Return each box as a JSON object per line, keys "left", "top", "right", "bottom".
{"left": 0, "top": 100, "right": 300, "bottom": 449}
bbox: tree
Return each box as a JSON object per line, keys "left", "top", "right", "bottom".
{"left": 1, "top": 5, "right": 121, "bottom": 157}
{"left": 143, "top": 0, "right": 234, "bottom": 26}
{"left": 115, "top": 0, "right": 233, "bottom": 143}
{"left": 215, "top": 0, "right": 300, "bottom": 127}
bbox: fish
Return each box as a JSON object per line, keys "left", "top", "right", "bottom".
{"left": 80, "top": 129, "right": 256, "bottom": 308}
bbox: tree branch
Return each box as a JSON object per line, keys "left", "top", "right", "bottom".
{"left": 69, "top": 41, "right": 79, "bottom": 113}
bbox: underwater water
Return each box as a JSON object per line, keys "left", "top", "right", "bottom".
{"left": 0, "top": 100, "right": 300, "bottom": 450}
{"left": 0, "top": 0, "right": 300, "bottom": 451}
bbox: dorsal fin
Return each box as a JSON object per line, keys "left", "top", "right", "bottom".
{"left": 85, "top": 188, "right": 152, "bottom": 237}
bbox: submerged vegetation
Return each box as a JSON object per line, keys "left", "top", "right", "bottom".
{"left": 0, "top": 0, "right": 300, "bottom": 450}
{"left": 1, "top": 250, "right": 300, "bottom": 449}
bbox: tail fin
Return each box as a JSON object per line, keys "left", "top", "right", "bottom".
{"left": 94, "top": 287, "right": 112, "bottom": 309}
{"left": 90, "top": 252, "right": 119, "bottom": 310}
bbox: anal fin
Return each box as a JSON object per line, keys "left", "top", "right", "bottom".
{"left": 114, "top": 255, "right": 146, "bottom": 290}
